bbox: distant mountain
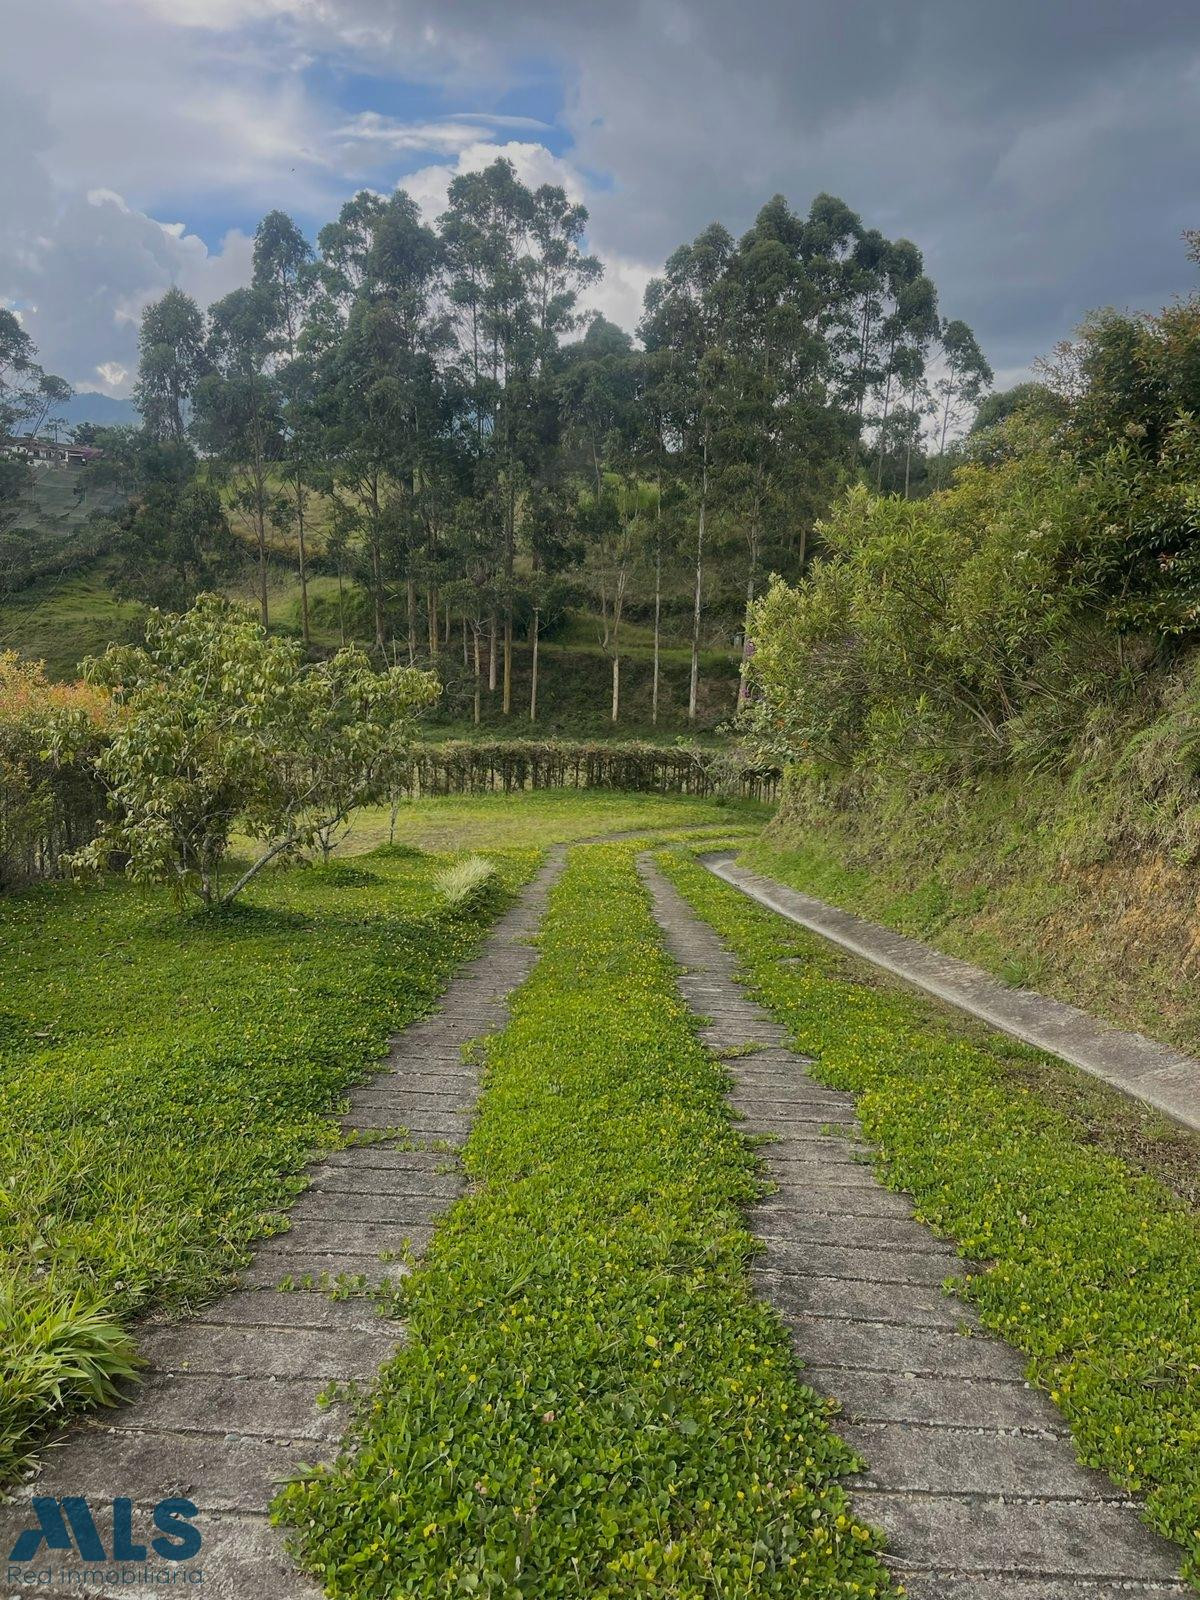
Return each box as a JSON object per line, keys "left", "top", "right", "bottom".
{"left": 55, "top": 391, "right": 138, "bottom": 430}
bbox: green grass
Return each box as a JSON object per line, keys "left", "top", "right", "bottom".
{"left": 659, "top": 847, "right": 1200, "bottom": 1586}
{"left": 746, "top": 767, "right": 1200, "bottom": 1061}
{"left": 336, "top": 789, "right": 771, "bottom": 856}
{"left": 277, "top": 843, "right": 893, "bottom": 1597}
{"left": 0, "top": 562, "right": 144, "bottom": 678}
{"left": 0, "top": 843, "right": 536, "bottom": 1480}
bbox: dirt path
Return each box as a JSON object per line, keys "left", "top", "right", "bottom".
{"left": 639, "top": 854, "right": 1189, "bottom": 1599}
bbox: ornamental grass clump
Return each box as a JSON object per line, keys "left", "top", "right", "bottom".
{"left": 432, "top": 854, "right": 498, "bottom": 910}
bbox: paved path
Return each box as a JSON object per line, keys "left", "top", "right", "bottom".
{"left": 703, "top": 853, "right": 1200, "bottom": 1134}
{"left": 1, "top": 851, "right": 564, "bottom": 1600}
{"left": 640, "top": 856, "right": 1190, "bottom": 1600}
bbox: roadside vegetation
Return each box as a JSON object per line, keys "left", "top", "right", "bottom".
{"left": 661, "top": 847, "right": 1200, "bottom": 1583}
{"left": 742, "top": 243, "right": 1200, "bottom": 1060}
{"left": 279, "top": 844, "right": 893, "bottom": 1598}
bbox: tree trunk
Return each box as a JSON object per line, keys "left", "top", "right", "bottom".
{"left": 502, "top": 612, "right": 512, "bottom": 715}
{"left": 295, "top": 481, "right": 310, "bottom": 647}
{"left": 472, "top": 624, "right": 482, "bottom": 726}
{"left": 874, "top": 335, "right": 897, "bottom": 492}
{"left": 611, "top": 652, "right": 620, "bottom": 723}
{"left": 427, "top": 586, "right": 439, "bottom": 662}
{"left": 738, "top": 531, "right": 758, "bottom": 707}
{"left": 369, "top": 523, "right": 385, "bottom": 654}
{"left": 502, "top": 475, "right": 514, "bottom": 715}
{"left": 406, "top": 577, "right": 418, "bottom": 665}
{"left": 652, "top": 537, "right": 662, "bottom": 727}
{"left": 488, "top": 612, "right": 497, "bottom": 691}
{"left": 529, "top": 606, "right": 540, "bottom": 722}
{"left": 689, "top": 442, "right": 708, "bottom": 724}
{"left": 257, "top": 507, "right": 269, "bottom": 630}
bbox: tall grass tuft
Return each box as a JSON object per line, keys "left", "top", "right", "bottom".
{"left": 0, "top": 1284, "right": 141, "bottom": 1480}
{"left": 432, "top": 855, "right": 498, "bottom": 910}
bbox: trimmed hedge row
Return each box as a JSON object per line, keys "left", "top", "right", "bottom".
{"left": 396, "top": 739, "right": 781, "bottom": 802}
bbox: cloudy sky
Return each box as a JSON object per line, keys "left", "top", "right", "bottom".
{"left": 4, "top": 0, "right": 1199, "bottom": 400}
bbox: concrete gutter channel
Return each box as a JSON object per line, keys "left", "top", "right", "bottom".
{"left": 702, "top": 852, "right": 1200, "bottom": 1135}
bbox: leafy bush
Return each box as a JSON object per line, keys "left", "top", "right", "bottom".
{"left": 278, "top": 844, "right": 891, "bottom": 1597}
{"left": 72, "top": 594, "right": 438, "bottom": 904}
{"left": 0, "top": 652, "right": 109, "bottom": 889}
{"left": 743, "top": 286, "right": 1200, "bottom": 789}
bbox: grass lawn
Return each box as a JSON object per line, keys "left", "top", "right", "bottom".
{"left": 0, "top": 841, "right": 538, "bottom": 1480}
{"left": 334, "top": 789, "right": 772, "bottom": 855}
{"left": 0, "top": 793, "right": 770, "bottom": 1484}
{"left": 660, "top": 846, "right": 1200, "bottom": 1585}
{"left": 279, "top": 843, "right": 892, "bottom": 1597}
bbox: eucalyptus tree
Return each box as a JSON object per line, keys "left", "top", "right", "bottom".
{"left": 191, "top": 286, "right": 281, "bottom": 627}
{"left": 253, "top": 209, "right": 318, "bottom": 644}
{"left": 641, "top": 222, "right": 735, "bottom": 722}
{"left": 441, "top": 159, "right": 598, "bottom": 713}
{"left": 135, "top": 288, "right": 207, "bottom": 443}
{"left": 933, "top": 318, "right": 993, "bottom": 484}
{"left": 871, "top": 244, "right": 939, "bottom": 490}
{"left": 319, "top": 190, "right": 449, "bottom": 658}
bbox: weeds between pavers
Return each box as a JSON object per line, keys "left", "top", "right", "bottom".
{"left": 277, "top": 843, "right": 892, "bottom": 1598}
{"left": 0, "top": 846, "right": 533, "bottom": 1482}
{"left": 659, "top": 847, "right": 1200, "bottom": 1588}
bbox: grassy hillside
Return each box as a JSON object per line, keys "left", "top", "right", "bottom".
{"left": 0, "top": 561, "right": 143, "bottom": 678}
{"left": 745, "top": 752, "right": 1200, "bottom": 1061}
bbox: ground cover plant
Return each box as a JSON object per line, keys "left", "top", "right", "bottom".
{"left": 335, "top": 788, "right": 771, "bottom": 856}
{"left": 278, "top": 843, "right": 893, "bottom": 1598}
{"left": 659, "top": 849, "right": 1200, "bottom": 1585}
{"left": 0, "top": 840, "right": 537, "bottom": 1482}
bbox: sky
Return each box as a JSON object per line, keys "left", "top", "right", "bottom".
{"left": 3, "top": 0, "right": 1199, "bottom": 401}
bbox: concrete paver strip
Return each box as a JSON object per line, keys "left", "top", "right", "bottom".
{"left": 638, "top": 855, "right": 1190, "bottom": 1599}
{"left": 0, "top": 850, "right": 564, "bottom": 1600}
{"left": 704, "top": 852, "right": 1200, "bottom": 1133}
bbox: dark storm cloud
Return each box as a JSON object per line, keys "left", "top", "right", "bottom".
{"left": 343, "top": 0, "right": 1200, "bottom": 375}
{"left": 6, "top": 0, "right": 1200, "bottom": 388}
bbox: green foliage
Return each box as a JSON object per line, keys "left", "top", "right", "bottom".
{"left": 278, "top": 844, "right": 892, "bottom": 1597}
{"left": 0, "top": 840, "right": 534, "bottom": 1479}
{"left": 660, "top": 849, "right": 1200, "bottom": 1583}
{"left": 745, "top": 281, "right": 1200, "bottom": 788}
{"left": 0, "top": 653, "right": 108, "bottom": 888}
{"left": 73, "top": 594, "right": 438, "bottom": 903}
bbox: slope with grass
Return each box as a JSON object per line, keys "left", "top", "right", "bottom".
{"left": 278, "top": 843, "right": 893, "bottom": 1598}
{"left": 660, "top": 846, "right": 1200, "bottom": 1586}
{"left": 745, "top": 766, "right": 1200, "bottom": 1064}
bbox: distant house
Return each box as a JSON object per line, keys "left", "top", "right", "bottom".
{"left": 1, "top": 435, "right": 103, "bottom": 466}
